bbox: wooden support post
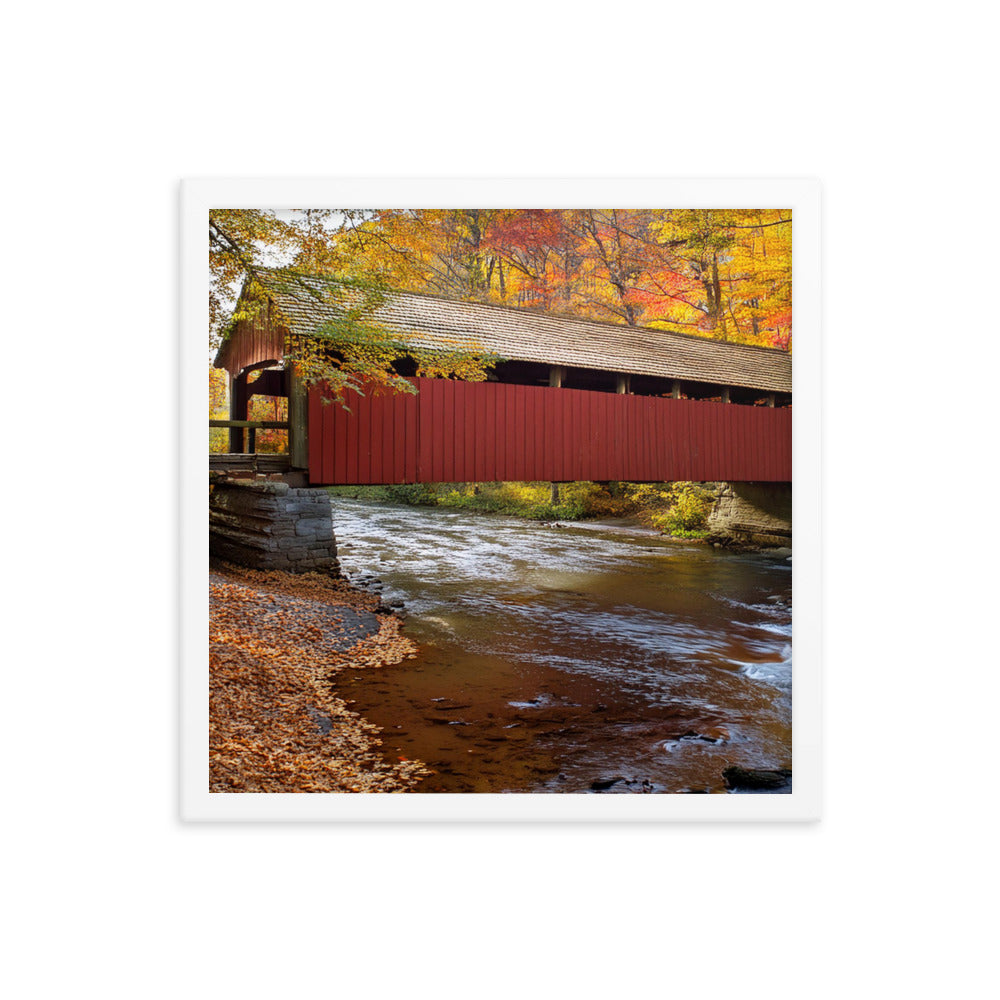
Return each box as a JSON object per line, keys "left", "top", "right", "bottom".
{"left": 766, "top": 393, "right": 775, "bottom": 408}
{"left": 721, "top": 387, "right": 731, "bottom": 404}
{"left": 671, "top": 380, "right": 681, "bottom": 399}
{"left": 288, "top": 365, "right": 309, "bottom": 469}
{"left": 616, "top": 374, "right": 629, "bottom": 394}
{"left": 229, "top": 372, "right": 248, "bottom": 453}
{"left": 548, "top": 367, "right": 565, "bottom": 501}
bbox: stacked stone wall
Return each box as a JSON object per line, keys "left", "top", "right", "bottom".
{"left": 209, "top": 479, "right": 339, "bottom": 574}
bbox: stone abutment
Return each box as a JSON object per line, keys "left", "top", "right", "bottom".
{"left": 209, "top": 478, "right": 339, "bottom": 574}
{"left": 706, "top": 482, "right": 792, "bottom": 547}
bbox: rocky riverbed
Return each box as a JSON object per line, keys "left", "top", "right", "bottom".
{"left": 209, "top": 561, "right": 430, "bottom": 793}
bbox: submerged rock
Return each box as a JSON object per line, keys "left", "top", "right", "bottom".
{"left": 590, "top": 777, "right": 624, "bottom": 791}
{"left": 722, "top": 766, "right": 792, "bottom": 790}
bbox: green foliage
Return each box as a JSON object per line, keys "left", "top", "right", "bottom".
{"left": 649, "top": 483, "right": 714, "bottom": 536}
{"left": 327, "top": 480, "right": 716, "bottom": 534}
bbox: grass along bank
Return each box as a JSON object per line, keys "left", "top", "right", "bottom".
{"left": 328, "top": 481, "right": 717, "bottom": 538}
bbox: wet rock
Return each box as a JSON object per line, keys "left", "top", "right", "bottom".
{"left": 723, "top": 766, "right": 792, "bottom": 790}
{"left": 677, "top": 727, "right": 729, "bottom": 744}
{"left": 590, "top": 777, "right": 624, "bottom": 791}
{"left": 306, "top": 707, "right": 337, "bottom": 735}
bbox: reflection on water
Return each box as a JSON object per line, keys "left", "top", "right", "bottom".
{"left": 333, "top": 499, "right": 791, "bottom": 793}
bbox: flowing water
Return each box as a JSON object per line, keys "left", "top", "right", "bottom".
{"left": 333, "top": 499, "right": 792, "bottom": 794}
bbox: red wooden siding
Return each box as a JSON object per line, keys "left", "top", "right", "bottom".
{"left": 307, "top": 378, "right": 791, "bottom": 485}
{"left": 214, "top": 304, "right": 286, "bottom": 378}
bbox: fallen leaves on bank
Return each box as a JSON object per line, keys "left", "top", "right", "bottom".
{"left": 209, "top": 562, "right": 430, "bottom": 793}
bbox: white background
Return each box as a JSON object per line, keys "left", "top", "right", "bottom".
{"left": 4, "top": 2, "right": 996, "bottom": 998}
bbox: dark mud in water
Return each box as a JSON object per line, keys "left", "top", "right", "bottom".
{"left": 333, "top": 500, "right": 791, "bottom": 793}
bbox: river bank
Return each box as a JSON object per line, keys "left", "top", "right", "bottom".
{"left": 327, "top": 480, "right": 720, "bottom": 538}
{"left": 209, "top": 561, "right": 431, "bottom": 793}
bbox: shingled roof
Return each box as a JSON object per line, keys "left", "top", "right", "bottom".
{"left": 230, "top": 270, "right": 792, "bottom": 394}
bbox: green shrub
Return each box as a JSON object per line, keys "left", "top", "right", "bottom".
{"left": 329, "top": 479, "right": 716, "bottom": 536}
{"left": 653, "top": 483, "right": 714, "bottom": 536}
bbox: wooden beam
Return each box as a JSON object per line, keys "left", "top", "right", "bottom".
{"left": 548, "top": 366, "right": 565, "bottom": 388}
{"left": 616, "top": 374, "right": 630, "bottom": 394}
{"left": 288, "top": 365, "right": 308, "bottom": 470}
{"left": 229, "top": 372, "right": 248, "bottom": 453}
{"left": 671, "top": 380, "right": 681, "bottom": 399}
{"left": 209, "top": 420, "right": 289, "bottom": 429}
{"left": 721, "top": 387, "right": 731, "bottom": 404}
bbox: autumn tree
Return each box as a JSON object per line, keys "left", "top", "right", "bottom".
{"left": 217, "top": 208, "right": 793, "bottom": 358}
{"left": 209, "top": 209, "right": 499, "bottom": 409}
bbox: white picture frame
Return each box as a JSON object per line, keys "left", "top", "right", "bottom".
{"left": 182, "top": 177, "right": 821, "bottom": 822}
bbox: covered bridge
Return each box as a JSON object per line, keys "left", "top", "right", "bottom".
{"left": 212, "top": 270, "right": 792, "bottom": 485}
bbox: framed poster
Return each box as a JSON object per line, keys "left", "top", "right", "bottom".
{"left": 181, "top": 178, "right": 820, "bottom": 821}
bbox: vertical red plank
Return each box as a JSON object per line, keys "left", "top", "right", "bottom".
{"left": 641, "top": 396, "right": 650, "bottom": 482}
{"left": 784, "top": 408, "right": 792, "bottom": 481}
{"left": 389, "top": 392, "right": 401, "bottom": 483}
{"left": 629, "top": 396, "right": 640, "bottom": 482}
{"left": 477, "top": 382, "right": 491, "bottom": 482}
{"left": 595, "top": 391, "right": 606, "bottom": 481}
{"left": 711, "top": 402, "right": 721, "bottom": 482}
{"left": 681, "top": 400, "right": 693, "bottom": 481}
{"left": 569, "top": 389, "right": 578, "bottom": 482}
{"left": 441, "top": 381, "right": 454, "bottom": 483}
{"left": 635, "top": 395, "right": 645, "bottom": 482}
{"left": 415, "top": 378, "right": 429, "bottom": 483}
{"left": 511, "top": 385, "right": 522, "bottom": 481}
{"left": 434, "top": 379, "right": 446, "bottom": 482}
{"left": 451, "top": 381, "right": 464, "bottom": 483}
{"left": 631, "top": 395, "right": 643, "bottom": 482}
{"left": 557, "top": 387, "right": 567, "bottom": 482}
{"left": 472, "top": 382, "right": 484, "bottom": 482}
{"left": 713, "top": 401, "right": 723, "bottom": 481}
{"left": 381, "top": 392, "right": 394, "bottom": 482}
{"left": 655, "top": 397, "right": 666, "bottom": 482}
{"left": 751, "top": 407, "right": 760, "bottom": 480}
{"left": 360, "top": 391, "right": 373, "bottom": 484}
{"left": 497, "top": 381, "right": 507, "bottom": 482}
{"left": 545, "top": 388, "right": 555, "bottom": 483}
{"left": 509, "top": 383, "right": 519, "bottom": 482}
{"left": 664, "top": 398, "right": 676, "bottom": 482}
{"left": 404, "top": 385, "right": 417, "bottom": 483}
{"left": 583, "top": 393, "right": 594, "bottom": 482}
{"left": 370, "top": 390, "right": 384, "bottom": 484}
{"left": 325, "top": 393, "right": 337, "bottom": 486}
{"left": 616, "top": 395, "right": 625, "bottom": 481}
{"left": 532, "top": 386, "right": 543, "bottom": 483}
{"left": 526, "top": 385, "right": 536, "bottom": 482}
{"left": 328, "top": 397, "right": 343, "bottom": 484}
{"left": 494, "top": 384, "right": 505, "bottom": 483}
{"left": 577, "top": 390, "right": 587, "bottom": 481}
{"left": 625, "top": 398, "right": 642, "bottom": 482}
{"left": 331, "top": 394, "right": 345, "bottom": 484}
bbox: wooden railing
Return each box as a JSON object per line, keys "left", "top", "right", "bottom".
{"left": 209, "top": 419, "right": 289, "bottom": 454}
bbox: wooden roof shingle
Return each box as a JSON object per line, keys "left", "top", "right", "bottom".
{"left": 222, "top": 270, "right": 792, "bottom": 394}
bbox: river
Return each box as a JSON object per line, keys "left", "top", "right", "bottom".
{"left": 332, "top": 499, "right": 792, "bottom": 794}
